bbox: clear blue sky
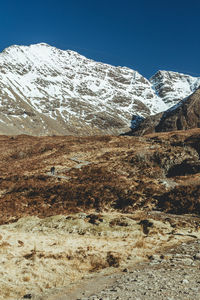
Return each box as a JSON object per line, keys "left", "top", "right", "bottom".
{"left": 0, "top": 0, "right": 199, "bottom": 78}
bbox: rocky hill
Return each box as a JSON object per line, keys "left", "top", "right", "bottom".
{"left": 0, "top": 43, "right": 199, "bottom": 135}
{"left": 156, "top": 87, "right": 200, "bottom": 132}
{"left": 127, "top": 87, "right": 200, "bottom": 136}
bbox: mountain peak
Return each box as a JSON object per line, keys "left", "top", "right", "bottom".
{"left": 0, "top": 43, "right": 199, "bottom": 136}
{"left": 32, "top": 42, "right": 51, "bottom": 47}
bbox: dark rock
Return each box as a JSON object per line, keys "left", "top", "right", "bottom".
{"left": 139, "top": 219, "right": 153, "bottom": 234}
{"left": 194, "top": 253, "right": 200, "bottom": 260}
{"left": 86, "top": 214, "right": 103, "bottom": 225}
{"left": 23, "top": 294, "right": 32, "bottom": 299}
{"left": 122, "top": 268, "right": 128, "bottom": 272}
{"left": 156, "top": 88, "right": 200, "bottom": 132}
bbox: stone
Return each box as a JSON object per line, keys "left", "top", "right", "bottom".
{"left": 194, "top": 253, "right": 200, "bottom": 260}
{"left": 181, "top": 279, "right": 189, "bottom": 284}
{"left": 122, "top": 268, "right": 129, "bottom": 272}
{"left": 23, "top": 295, "right": 32, "bottom": 299}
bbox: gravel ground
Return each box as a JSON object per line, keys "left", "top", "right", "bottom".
{"left": 71, "top": 239, "right": 200, "bottom": 300}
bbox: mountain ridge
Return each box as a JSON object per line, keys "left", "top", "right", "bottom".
{"left": 0, "top": 43, "right": 199, "bottom": 135}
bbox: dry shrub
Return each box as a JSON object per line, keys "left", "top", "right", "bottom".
{"left": 23, "top": 245, "right": 37, "bottom": 260}
{"left": 157, "top": 185, "right": 200, "bottom": 215}
{"left": 106, "top": 251, "right": 121, "bottom": 267}
{"left": 0, "top": 242, "right": 11, "bottom": 248}
{"left": 23, "top": 276, "right": 30, "bottom": 282}
{"left": 138, "top": 219, "right": 153, "bottom": 235}
{"left": 90, "top": 255, "right": 108, "bottom": 271}
{"left": 86, "top": 214, "right": 103, "bottom": 224}
{"left": 109, "top": 217, "right": 129, "bottom": 227}
{"left": 134, "top": 236, "right": 146, "bottom": 248}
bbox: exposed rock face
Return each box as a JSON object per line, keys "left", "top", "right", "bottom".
{"left": 124, "top": 112, "right": 163, "bottom": 136}
{"left": 128, "top": 88, "right": 200, "bottom": 136}
{"left": 0, "top": 43, "right": 199, "bottom": 135}
{"left": 156, "top": 88, "right": 200, "bottom": 132}
{"left": 150, "top": 70, "right": 200, "bottom": 107}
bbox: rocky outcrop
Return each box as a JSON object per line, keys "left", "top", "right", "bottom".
{"left": 124, "top": 112, "right": 163, "bottom": 136}
{"left": 156, "top": 88, "right": 200, "bottom": 132}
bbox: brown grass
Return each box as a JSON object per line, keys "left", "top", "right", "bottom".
{"left": 0, "top": 212, "right": 199, "bottom": 300}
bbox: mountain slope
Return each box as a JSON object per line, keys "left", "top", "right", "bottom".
{"left": 150, "top": 70, "right": 200, "bottom": 107}
{"left": 127, "top": 88, "right": 200, "bottom": 136}
{"left": 0, "top": 43, "right": 199, "bottom": 135}
{"left": 156, "top": 87, "right": 200, "bottom": 132}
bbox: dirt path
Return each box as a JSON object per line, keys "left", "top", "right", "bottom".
{"left": 35, "top": 239, "right": 200, "bottom": 300}
{"left": 47, "top": 156, "right": 91, "bottom": 180}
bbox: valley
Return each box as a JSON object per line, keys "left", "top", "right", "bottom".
{"left": 0, "top": 43, "right": 200, "bottom": 299}
{"left": 0, "top": 131, "right": 200, "bottom": 299}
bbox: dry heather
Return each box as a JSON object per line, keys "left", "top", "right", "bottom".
{"left": 1, "top": 130, "right": 200, "bottom": 223}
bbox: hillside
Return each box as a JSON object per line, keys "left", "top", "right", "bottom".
{"left": 1, "top": 130, "right": 200, "bottom": 223}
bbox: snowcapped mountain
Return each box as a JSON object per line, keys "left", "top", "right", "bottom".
{"left": 150, "top": 70, "right": 200, "bottom": 107}
{"left": 0, "top": 43, "right": 199, "bottom": 135}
